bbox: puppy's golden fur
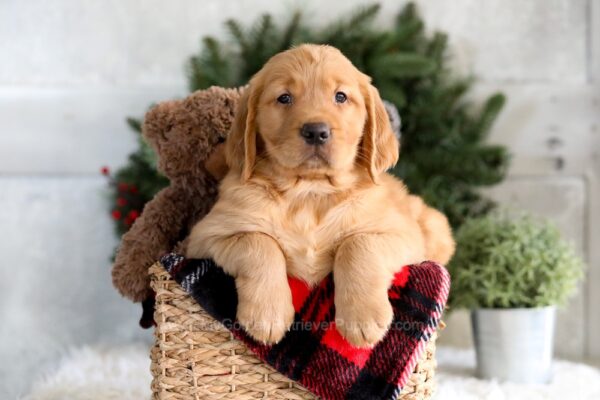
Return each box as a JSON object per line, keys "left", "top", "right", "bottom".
{"left": 187, "top": 44, "right": 454, "bottom": 347}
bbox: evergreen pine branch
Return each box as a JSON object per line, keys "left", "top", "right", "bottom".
{"left": 188, "top": 36, "right": 234, "bottom": 90}
{"left": 426, "top": 32, "right": 448, "bottom": 65}
{"left": 279, "top": 11, "right": 302, "bottom": 51}
{"left": 346, "top": 3, "right": 381, "bottom": 28}
{"left": 246, "top": 14, "right": 277, "bottom": 74}
{"left": 225, "top": 18, "right": 255, "bottom": 79}
{"left": 319, "top": 3, "right": 380, "bottom": 43}
{"left": 126, "top": 117, "right": 142, "bottom": 133}
{"left": 225, "top": 19, "right": 249, "bottom": 53}
{"left": 396, "top": 2, "right": 418, "bottom": 26}
{"left": 378, "top": 83, "right": 407, "bottom": 108}
{"left": 439, "top": 80, "right": 472, "bottom": 112}
{"left": 390, "top": 17, "right": 424, "bottom": 53}
{"left": 468, "top": 93, "right": 506, "bottom": 141}
{"left": 368, "top": 52, "right": 436, "bottom": 80}
{"left": 248, "top": 14, "right": 274, "bottom": 55}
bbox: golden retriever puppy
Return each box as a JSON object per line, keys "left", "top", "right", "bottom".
{"left": 187, "top": 44, "right": 454, "bottom": 347}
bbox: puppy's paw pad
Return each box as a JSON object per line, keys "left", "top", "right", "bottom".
{"left": 335, "top": 299, "right": 393, "bottom": 348}
{"left": 237, "top": 299, "right": 295, "bottom": 344}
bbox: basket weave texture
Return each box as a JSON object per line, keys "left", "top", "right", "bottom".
{"left": 149, "top": 263, "right": 437, "bottom": 400}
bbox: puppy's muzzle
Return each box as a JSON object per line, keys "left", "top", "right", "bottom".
{"left": 300, "top": 122, "right": 331, "bottom": 146}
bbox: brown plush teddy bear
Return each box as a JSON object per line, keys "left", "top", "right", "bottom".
{"left": 111, "top": 86, "right": 242, "bottom": 306}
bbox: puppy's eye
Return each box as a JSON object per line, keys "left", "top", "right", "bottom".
{"left": 277, "top": 94, "right": 292, "bottom": 105}
{"left": 335, "top": 91, "right": 347, "bottom": 103}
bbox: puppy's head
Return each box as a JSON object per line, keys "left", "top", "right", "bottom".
{"left": 226, "top": 44, "right": 399, "bottom": 183}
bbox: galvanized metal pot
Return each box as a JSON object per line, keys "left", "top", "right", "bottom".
{"left": 471, "top": 306, "right": 556, "bottom": 383}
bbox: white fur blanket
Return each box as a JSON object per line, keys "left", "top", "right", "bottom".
{"left": 24, "top": 345, "right": 600, "bottom": 400}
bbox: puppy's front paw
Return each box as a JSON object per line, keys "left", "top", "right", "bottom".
{"left": 335, "top": 295, "right": 393, "bottom": 348}
{"left": 237, "top": 284, "right": 295, "bottom": 344}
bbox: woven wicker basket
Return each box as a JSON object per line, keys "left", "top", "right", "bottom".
{"left": 149, "top": 263, "right": 438, "bottom": 400}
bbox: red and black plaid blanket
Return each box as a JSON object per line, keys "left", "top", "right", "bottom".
{"left": 160, "top": 253, "right": 449, "bottom": 400}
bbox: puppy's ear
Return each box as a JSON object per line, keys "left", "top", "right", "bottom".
{"left": 226, "top": 84, "right": 260, "bottom": 181}
{"left": 360, "top": 83, "right": 400, "bottom": 183}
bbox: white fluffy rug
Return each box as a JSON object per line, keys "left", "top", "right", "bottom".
{"left": 24, "top": 344, "right": 600, "bottom": 400}
{"left": 434, "top": 348, "right": 600, "bottom": 400}
{"left": 23, "top": 344, "right": 151, "bottom": 400}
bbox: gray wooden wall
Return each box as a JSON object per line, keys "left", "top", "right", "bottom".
{"left": 0, "top": 0, "right": 598, "bottom": 396}
{"left": 433, "top": 1, "right": 600, "bottom": 360}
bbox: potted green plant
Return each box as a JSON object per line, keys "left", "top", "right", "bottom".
{"left": 447, "top": 212, "right": 584, "bottom": 383}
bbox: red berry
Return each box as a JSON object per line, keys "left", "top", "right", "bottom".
{"left": 111, "top": 210, "right": 122, "bottom": 220}
{"left": 128, "top": 210, "right": 140, "bottom": 220}
{"left": 101, "top": 166, "right": 110, "bottom": 176}
{"left": 116, "top": 197, "right": 127, "bottom": 207}
{"left": 129, "top": 185, "right": 138, "bottom": 194}
{"left": 124, "top": 216, "right": 133, "bottom": 226}
{"left": 118, "top": 182, "right": 128, "bottom": 192}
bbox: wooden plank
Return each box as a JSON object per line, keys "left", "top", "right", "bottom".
{"left": 587, "top": 2, "right": 600, "bottom": 358}
{"left": 416, "top": 0, "right": 587, "bottom": 83}
{"left": 472, "top": 83, "right": 600, "bottom": 176}
{"left": 0, "top": 85, "right": 185, "bottom": 174}
{"left": 591, "top": 0, "right": 600, "bottom": 82}
{"left": 0, "top": 1, "right": 587, "bottom": 85}
{"left": 586, "top": 156, "right": 600, "bottom": 358}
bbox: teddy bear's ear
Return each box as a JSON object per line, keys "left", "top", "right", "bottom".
{"left": 142, "top": 87, "right": 243, "bottom": 179}
{"left": 142, "top": 99, "right": 179, "bottom": 160}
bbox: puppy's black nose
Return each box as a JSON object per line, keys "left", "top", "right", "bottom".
{"left": 300, "top": 122, "right": 331, "bottom": 145}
